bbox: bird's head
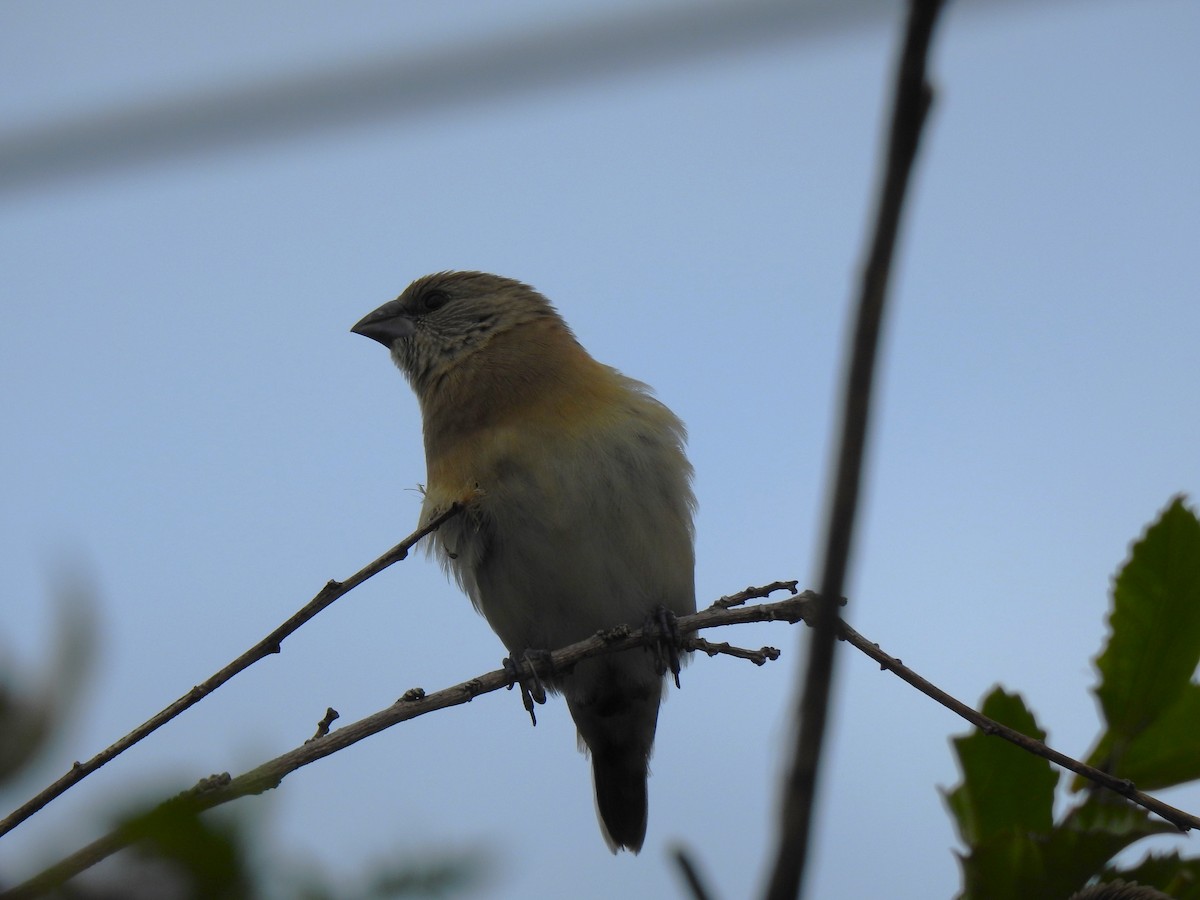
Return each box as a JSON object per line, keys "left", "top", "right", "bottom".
{"left": 352, "top": 271, "right": 564, "bottom": 395}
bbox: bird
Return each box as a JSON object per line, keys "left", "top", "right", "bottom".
{"left": 351, "top": 271, "right": 696, "bottom": 853}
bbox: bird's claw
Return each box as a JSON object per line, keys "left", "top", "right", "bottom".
{"left": 504, "top": 650, "right": 550, "bottom": 726}
{"left": 646, "top": 606, "right": 686, "bottom": 688}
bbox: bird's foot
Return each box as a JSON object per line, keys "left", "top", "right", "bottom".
{"left": 645, "top": 606, "right": 686, "bottom": 688}
{"left": 504, "top": 649, "right": 550, "bottom": 726}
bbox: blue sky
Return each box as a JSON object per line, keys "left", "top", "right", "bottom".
{"left": 2, "top": 1, "right": 1198, "bottom": 897}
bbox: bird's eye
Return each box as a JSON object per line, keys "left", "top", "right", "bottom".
{"left": 422, "top": 289, "right": 450, "bottom": 312}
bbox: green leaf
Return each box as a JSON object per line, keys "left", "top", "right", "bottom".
{"left": 1110, "top": 681, "right": 1200, "bottom": 790}
{"left": 956, "top": 827, "right": 1120, "bottom": 900}
{"left": 942, "top": 690, "right": 1184, "bottom": 899}
{"left": 1107, "top": 851, "right": 1200, "bottom": 900}
{"left": 1095, "top": 497, "right": 1200, "bottom": 736}
{"left": 0, "top": 574, "right": 97, "bottom": 783}
{"left": 953, "top": 788, "right": 1178, "bottom": 899}
{"left": 1049, "top": 790, "right": 1177, "bottom": 882}
{"left": 945, "top": 688, "right": 1058, "bottom": 849}
{"left": 1084, "top": 498, "right": 1200, "bottom": 779}
{"left": 0, "top": 684, "right": 50, "bottom": 783}
{"left": 117, "top": 802, "right": 252, "bottom": 899}
{"left": 954, "top": 829, "right": 1060, "bottom": 900}
{"left": 1061, "top": 790, "right": 1176, "bottom": 842}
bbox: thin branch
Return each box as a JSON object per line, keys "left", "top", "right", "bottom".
{"left": 0, "top": 0, "right": 879, "bottom": 195}
{"left": 715, "top": 581, "right": 801, "bottom": 608}
{"left": 672, "top": 844, "right": 717, "bottom": 900}
{"left": 686, "top": 637, "right": 780, "bottom": 666}
{"left": 307, "top": 708, "right": 340, "bottom": 743}
{"left": 838, "top": 620, "right": 1200, "bottom": 833}
{"left": 2, "top": 585, "right": 807, "bottom": 898}
{"left": 766, "top": 2, "right": 945, "bottom": 897}
{"left": 7, "top": 584, "right": 1198, "bottom": 898}
{"left": 0, "top": 503, "right": 463, "bottom": 839}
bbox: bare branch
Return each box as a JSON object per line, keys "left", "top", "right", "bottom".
{"left": 0, "top": 1, "right": 886, "bottom": 195}
{"left": 307, "top": 708, "right": 340, "bottom": 743}
{"left": 3, "top": 586, "right": 808, "bottom": 897}
{"left": 7, "top": 582, "right": 1198, "bottom": 898}
{"left": 686, "top": 637, "right": 780, "bottom": 666}
{"left": 766, "top": 2, "right": 945, "bottom": 896}
{"left": 0, "top": 503, "right": 463, "bottom": 839}
{"left": 714, "top": 581, "right": 801, "bottom": 609}
{"left": 838, "top": 619, "right": 1200, "bottom": 833}
{"left": 672, "top": 843, "right": 717, "bottom": 900}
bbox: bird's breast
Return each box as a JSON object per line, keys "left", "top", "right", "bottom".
{"left": 421, "top": 349, "right": 629, "bottom": 498}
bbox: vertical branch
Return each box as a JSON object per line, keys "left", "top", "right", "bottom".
{"left": 764, "top": 2, "right": 945, "bottom": 897}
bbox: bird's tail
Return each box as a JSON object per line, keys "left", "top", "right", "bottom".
{"left": 566, "top": 658, "right": 663, "bottom": 854}
{"left": 591, "top": 745, "right": 650, "bottom": 853}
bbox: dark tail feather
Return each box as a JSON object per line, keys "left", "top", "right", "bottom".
{"left": 592, "top": 749, "right": 649, "bottom": 854}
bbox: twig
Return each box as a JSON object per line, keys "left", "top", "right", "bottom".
{"left": 686, "top": 637, "right": 780, "bottom": 666}
{"left": 8, "top": 583, "right": 1199, "bottom": 898}
{"left": 0, "top": 503, "right": 463, "bottom": 839}
{"left": 766, "top": 2, "right": 945, "bottom": 898}
{"left": 838, "top": 620, "right": 1200, "bottom": 833}
{"left": 672, "top": 844, "right": 716, "bottom": 900}
{"left": 2, "top": 586, "right": 808, "bottom": 898}
{"left": 715, "top": 581, "right": 801, "bottom": 609}
{"left": 307, "top": 708, "right": 340, "bottom": 743}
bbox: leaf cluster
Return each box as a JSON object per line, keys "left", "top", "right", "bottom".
{"left": 945, "top": 498, "right": 1200, "bottom": 899}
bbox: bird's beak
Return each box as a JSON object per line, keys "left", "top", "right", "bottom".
{"left": 351, "top": 299, "right": 416, "bottom": 347}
